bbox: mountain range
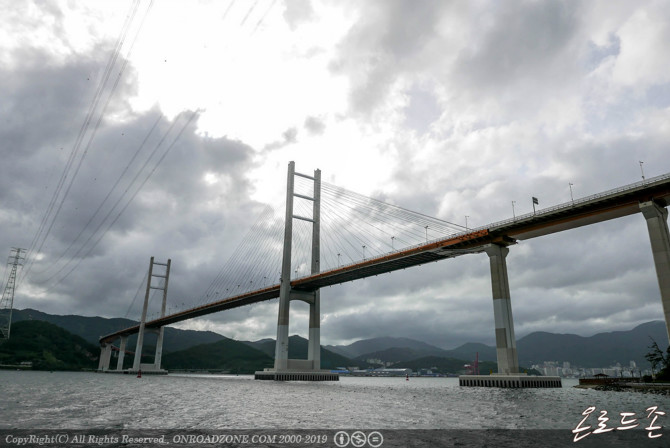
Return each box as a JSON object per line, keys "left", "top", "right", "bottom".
{"left": 7, "top": 308, "right": 668, "bottom": 370}
{"left": 12, "top": 308, "right": 225, "bottom": 353}
{"left": 327, "top": 322, "right": 668, "bottom": 368}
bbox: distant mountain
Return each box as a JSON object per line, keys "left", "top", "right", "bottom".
{"left": 12, "top": 308, "right": 226, "bottom": 353}
{"left": 10, "top": 308, "right": 667, "bottom": 370}
{"left": 328, "top": 321, "right": 668, "bottom": 369}
{"left": 325, "top": 337, "right": 449, "bottom": 359}
{"left": 443, "top": 343, "right": 497, "bottom": 363}
{"left": 516, "top": 321, "right": 668, "bottom": 368}
{"left": 162, "top": 337, "right": 273, "bottom": 374}
{"left": 354, "top": 346, "right": 448, "bottom": 364}
{"left": 242, "top": 338, "right": 275, "bottom": 357}
{"left": 243, "top": 335, "right": 366, "bottom": 369}
{"left": 390, "top": 356, "right": 499, "bottom": 375}
{"left": 0, "top": 320, "right": 98, "bottom": 370}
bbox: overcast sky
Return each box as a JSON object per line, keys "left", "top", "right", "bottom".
{"left": 2, "top": 0, "right": 670, "bottom": 349}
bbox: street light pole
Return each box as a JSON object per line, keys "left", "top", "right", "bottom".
{"left": 511, "top": 201, "right": 516, "bottom": 219}
{"left": 640, "top": 161, "right": 645, "bottom": 181}
{"left": 569, "top": 183, "right": 574, "bottom": 204}
{"left": 465, "top": 215, "right": 469, "bottom": 231}
{"left": 424, "top": 225, "right": 428, "bottom": 242}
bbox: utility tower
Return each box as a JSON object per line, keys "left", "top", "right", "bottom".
{"left": 0, "top": 248, "right": 27, "bottom": 340}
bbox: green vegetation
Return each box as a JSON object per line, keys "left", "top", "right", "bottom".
{"left": 0, "top": 320, "right": 98, "bottom": 370}
{"left": 645, "top": 338, "right": 670, "bottom": 381}
{"left": 162, "top": 337, "right": 274, "bottom": 374}
{"left": 244, "top": 335, "right": 371, "bottom": 369}
{"left": 12, "top": 308, "right": 225, "bottom": 352}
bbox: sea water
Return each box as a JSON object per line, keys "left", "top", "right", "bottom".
{"left": 2, "top": 371, "right": 668, "bottom": 430}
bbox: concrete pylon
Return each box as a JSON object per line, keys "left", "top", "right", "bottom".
{"left": 484, "top": 244, "right": 520, "bottom": 374}
{"left": 308, "top": 168, "right": 321, "bottom": 368}
{"left": 133, "top": 257, "right": 154, "bottom": 371}
{"left": 98, "top": 343, "right": 112, "bottom": 372}
{"left": 261, "top": 162, "right": 337, "bottom": 380}
{"left": 116, "top": 336, "right": 127, "bottom": 371}
{"left": 274, "top": 162, "right": 295, "bottom": 371}
{"left": 274, "top": 162, "right": 322, "bottom": 371}
{"left": 640, "top": 201, "right": 670, "bottom": 345}
{"left": 132, "top": 257, "right": 171, "bottom": 373}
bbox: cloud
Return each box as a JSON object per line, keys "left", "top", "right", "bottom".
{"left": 0, "top": 43, "right": 263, "bottom": 321}
{"left": 304, "top": 116, "right": 325, "bottom": 135}
{"left": 283, "top": 0, "right": 315, "bottom": 30}
{"left": 2, "top": 1, "right": 670, "bottom": 351}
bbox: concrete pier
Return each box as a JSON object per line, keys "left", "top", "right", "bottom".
{"left": 255, "top": 370, "right": 339, "bottom": 381}
{"left": 640, "top": 201, "right": 670, "bottom": 344}
{"left": 459, "top": 374, "right": 561, "bottom": 388}
{"left": 116, "top": 336, "right": 127, "bottom": 371}
{"left": 100, "top": 369, "right": 167, "bottom": 375}
{"left": 97, "top": 343, "right": 112, "bottom": 371}
{"left": 484, "top": 244, "right": 520, "bottom": 375}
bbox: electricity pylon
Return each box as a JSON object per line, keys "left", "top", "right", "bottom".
{"left": 0, "top": 248, "right": 26, "bottom": 340}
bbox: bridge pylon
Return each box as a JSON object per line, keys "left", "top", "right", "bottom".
{"left": 256, "top": 161, "right": 337, "bottom": 381}
{"left": 98, "top": 256, "right": 171, "bottom": 374}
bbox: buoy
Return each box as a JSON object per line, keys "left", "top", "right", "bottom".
{"left": 137, "top": 369, "right": 142, "bottom": 378}
{"left": 406, "top": 374, "right": 409, "bottom": 381}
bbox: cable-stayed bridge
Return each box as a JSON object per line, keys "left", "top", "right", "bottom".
{"left": 98, "top": 162, "right": 670, "bottom": 386}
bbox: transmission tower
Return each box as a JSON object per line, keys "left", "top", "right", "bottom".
{"left": 0, "top": 248, "right": 26, "bottom": 340}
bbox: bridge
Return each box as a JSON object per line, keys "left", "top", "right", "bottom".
{"left": 98, "top": 162, "right": 670, "bottom": 385}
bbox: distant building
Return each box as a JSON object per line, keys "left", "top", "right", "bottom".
{"left": 371, "top": 368, "right": 412, "bottom": 376}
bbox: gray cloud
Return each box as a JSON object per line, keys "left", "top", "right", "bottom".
{"left": 2, "top": 1, "right": 670, "bottom": 352}
{"left": 304, "top": 116, "right": 325, "bottom": 135}
{"left": 0, "top": 45, "right": 262, "bottom": 322}
{"left": 282, "top": 0, "right": 315, "bottom": 30}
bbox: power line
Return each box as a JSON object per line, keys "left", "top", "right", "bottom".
{"left": 36, "top": 111, "right": 199, "bottom": 294}
{"left": 21, "top": 0, "right": 153, "bottom": 285}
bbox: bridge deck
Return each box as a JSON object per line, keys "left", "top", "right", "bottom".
{"left": 100, "top": 173, "right": 670, "bottom": 344}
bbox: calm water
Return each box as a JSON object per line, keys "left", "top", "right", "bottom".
{"left": 2, "top": 371, "right": 669, "bottom": 431}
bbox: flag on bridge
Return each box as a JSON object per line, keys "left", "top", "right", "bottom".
{"left": 532, "top": 197, "right": 539, "bottom": 205}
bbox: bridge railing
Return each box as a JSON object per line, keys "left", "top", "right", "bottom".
{"left": 483, "top": 171, "right": 670, "bottom": 232}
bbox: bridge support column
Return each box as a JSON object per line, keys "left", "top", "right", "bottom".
{"left": 133, "top": 257, "right": 154, "bottom": 372}
{"left": 308, "top": 291, "right": 320, "bottom": 368}
{"left": 98, "top": 343, "right": 112, "bottom": 372}
{"left": 640, "top": 201, "right": 670, "bottom": 344}
{"left": 260, "top": 162, "right": 334, "bottom": 381}
{"left": 274, "top": 162, "right": 295, "bottom": 372}
{"left": 154, "top": 327, "right": 165, "bottom": 371}
{"left": 484, "top": 244, "right": 519, "bottom": 375}
{"left": 116, "top": 336, "right": 127, "bottom": 371}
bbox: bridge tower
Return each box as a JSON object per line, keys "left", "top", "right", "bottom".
{"left": 0, "top": 248, "right": 26, "bottom": 340}
{"left": 97, "top": 257, "right": 171, "bottom": 373}
{"left": 256, "top": 161, "right": 337, "bottom": 381}
{"left": 132, "top": 256, "right": 171, "bottom": 373}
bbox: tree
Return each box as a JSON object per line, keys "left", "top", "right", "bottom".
{"left": 645, "top": 338, "right": 670, "bottom": 380}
